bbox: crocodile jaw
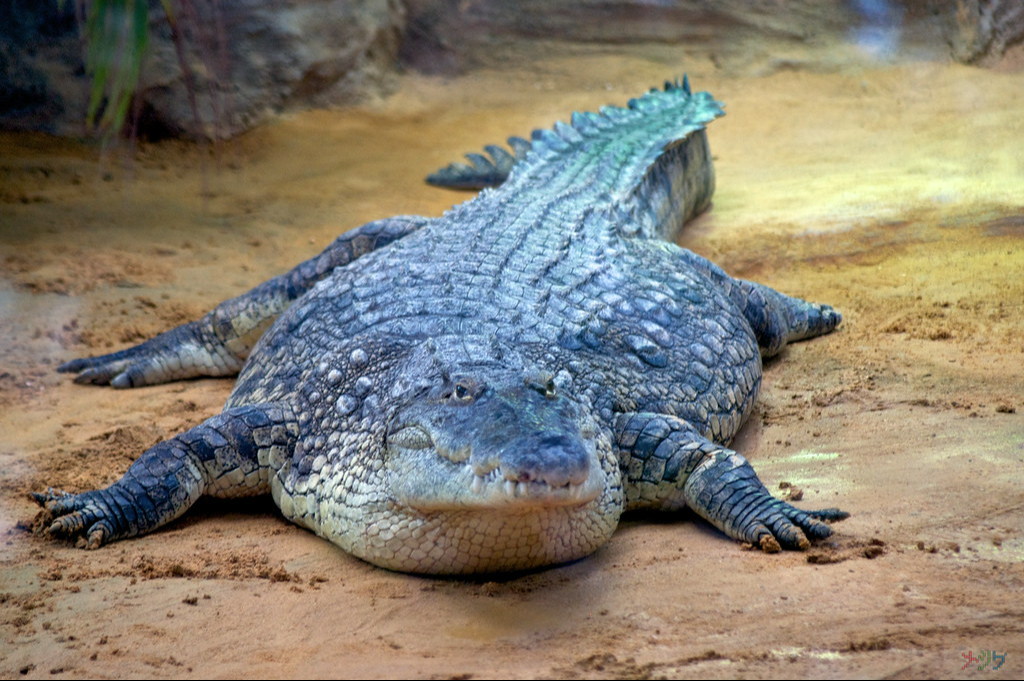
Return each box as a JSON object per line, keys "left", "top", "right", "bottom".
{"left": 386, "top": 436, "right": 606, "bottom": 512}
{"left": 352, "top": 501, "right": 622, "bottom": 574}
{"left": 313, "top": 343, "right": 625, "bottom": 573}
{"left": 351, "top": 449, "right": 621, "bottom": 574}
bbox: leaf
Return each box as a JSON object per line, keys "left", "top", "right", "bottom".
{"left": 80, "top": 0, "right": 149, "bottom": 139}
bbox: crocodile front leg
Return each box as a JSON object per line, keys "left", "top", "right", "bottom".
{"left": 59, "top": 215, "right": 430, "bottom": 387}
{"left": 33, "top": 402, "right": 298, "bottom": 548}
{"left": 613, "top": 412, "right": 846, "bottom": 551}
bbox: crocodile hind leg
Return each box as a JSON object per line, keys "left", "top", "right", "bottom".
{"left": 613, "top": 412, "right": 846, "bottom": 551}
{"left": 670, "top": 247, "right": 842, "bottom": 356}
{"left": 33, "top": 403, "right": 298, "bottom": 548}
{"left": 728, "top": 279, "right": 842, "bottom": 357}
{"left": 59, "top": 215, "right": 431, "bottom": 388}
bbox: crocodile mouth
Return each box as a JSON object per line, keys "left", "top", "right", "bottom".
{"left": 387, "top": 429, "right": 606, "bottom": 512}
{"left": 377, "top": 417, "right": 621, "bottom": 573}
{"left": 467, "top": 465, "right": 602, "bottom": 505}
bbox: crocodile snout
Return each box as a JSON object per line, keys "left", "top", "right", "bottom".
{"left": 500, "top": 434, "right": 590, "bottom": 488}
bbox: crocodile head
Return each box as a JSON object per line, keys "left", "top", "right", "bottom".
{"left": 388, "top": 368, "right": 605, "bottom": 506}
{"left": 351, "top": 337, "right": 623, "bottom": 574}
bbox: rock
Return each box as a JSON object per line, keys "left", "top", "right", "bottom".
{"left": 939, "top": 0, "right": 1024, "bottom": 65}
{"left": 140, "top": 0, "right": 406, "bottom": 139}
{"left": 399, "top": 0, "right": 861, "bottom": 74}
{"left": 3, "top": 0, "right": 1021, "bottom": 139}
{"left": 0, "top": 2, "right": 83, "bottom": 134}
{"left": 0, "top": 0, "right": 405, "bottom": 139}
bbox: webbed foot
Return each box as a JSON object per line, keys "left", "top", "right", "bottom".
{"left": 684, "top": 450, "right": 848, "bottom": 552}
{"left": 32, "top": 488, "right": 125, "bottom": 548}
{"left": 58, "top": 320, "right": 241, "bottom": 388}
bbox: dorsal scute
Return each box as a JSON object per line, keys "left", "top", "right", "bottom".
{"left": 507, "top": 136, "right": 532, "bottom": 158}
{"left": 554, "top": 119, "right": 584, "bottom": 144}
{"left": 570, "top": 110, "right": 608, "bottom": 134}
{"left": 531, "top": 127, "right": 571, "bottom": 157}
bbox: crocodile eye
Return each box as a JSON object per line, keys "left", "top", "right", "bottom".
{"left": 544, "top": 378, "right": 556, "bottom": 399}
{"left": 454, "top": 381, "right": 472, "bottom": 401}
{"left": 525, "top": 373, "right": 558, "bottom": 399}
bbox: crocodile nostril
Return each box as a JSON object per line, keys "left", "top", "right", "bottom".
{"left": 502, "top": 436, "right": 590, "bottom": 488}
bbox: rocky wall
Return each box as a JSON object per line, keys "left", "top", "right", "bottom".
{"left": 0, "top": 0, "right": 405, "bottom": 139}
{"left": 2, "top": 0, "right": 1021, "bottom": 140}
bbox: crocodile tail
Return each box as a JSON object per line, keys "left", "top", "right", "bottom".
{"left": 426, "top": 77, "right": 723, "bottom": 241}
{"left": 425, "top": 137, "right": 531, "bottom": 189}
{"left": 514, "top": 76, "right": 724, "bottom": 241}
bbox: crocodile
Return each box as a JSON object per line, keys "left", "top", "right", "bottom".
{"left": 36, "top": 77, "right": 847, "bottom": 574}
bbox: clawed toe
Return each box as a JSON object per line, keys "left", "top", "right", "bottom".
{"left": 31, "top": 488, "right": 73, "bottom": 507}
{"left": 57, "top": 358, "right": 88, "bottom": 373}
{"left": 30, "top": 489, "right": 113, "bottom": 548}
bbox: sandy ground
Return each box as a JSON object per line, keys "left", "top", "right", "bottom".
{"left": 1, "top": 40, "right": 1023, "bottom": 679}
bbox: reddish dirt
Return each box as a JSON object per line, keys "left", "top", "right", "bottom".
{"left": 1, "top": 44, "right": 1022, "bottom": 679}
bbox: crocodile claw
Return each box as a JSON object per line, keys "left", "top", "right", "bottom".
{"left": 32, "top": 488, "right": 117, "bottom": 549}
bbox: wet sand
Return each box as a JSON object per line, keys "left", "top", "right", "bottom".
{"left": 1, "top": 44, "right": 1023, "bottom": 678}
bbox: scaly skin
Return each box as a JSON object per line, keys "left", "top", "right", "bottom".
{"left": 39, "top": 77, "right": 847, "bottom": 574}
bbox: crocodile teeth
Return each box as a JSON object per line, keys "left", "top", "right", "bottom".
{"left": 468, "top": 469, "right": 589, "bottom": 501}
